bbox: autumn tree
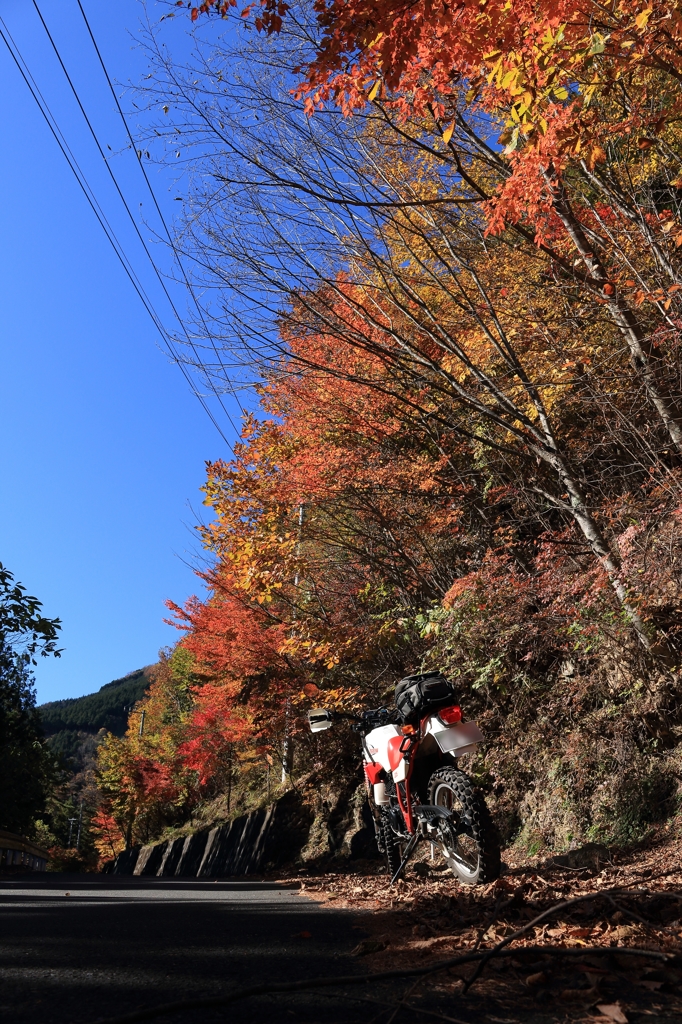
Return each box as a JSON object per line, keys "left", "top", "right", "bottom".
{"left": 189, "top": 0, "right": 682, "bottom": 223}
{"left": 87, "top": 6, "right": 682, "bottom": 850}
{"left": 179, "top": 1, "right": 682, "bottom": 460}
{"left": 95, "top": 649, "right": 199, "bottom": 848}
{"left": 136, "top": 24, "right": 682, "bottom": 660}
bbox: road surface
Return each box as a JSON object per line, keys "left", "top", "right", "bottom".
{"left": 0, "top": 874, "right": 370, "bottom": 1024}
{"left": 6, "top": 875, "right": 679, "bottom": 1024}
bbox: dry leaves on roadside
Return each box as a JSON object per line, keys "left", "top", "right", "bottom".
{"left": 294, "top": 833, "right": 682, "bottom": 1020}
{"left": 596, "top": 1003, "right": 628, "bottom": 1023}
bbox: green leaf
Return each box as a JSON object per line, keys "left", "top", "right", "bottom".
{"left": 590, "top": 33, "right": 607, "bottom": 54}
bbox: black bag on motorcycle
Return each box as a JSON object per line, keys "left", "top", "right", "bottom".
{"left": 394, "top": 671, "right": 457, "bottom": 723}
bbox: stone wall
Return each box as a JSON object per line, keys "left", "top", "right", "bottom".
{"left": 109, "top": 791, "right": 314, "bottom": 877}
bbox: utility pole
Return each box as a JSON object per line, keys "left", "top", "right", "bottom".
{"left": 125, "top": 705, "right": 146, "bottom": 737}
{"left": 76, "top": 800, "right": 83, "bottom": 850}
{"left": 281, "top": 699, "right": 291, "bottom": 784}
{"left": 67, "top": 817, "right": 77, "bottom": 848}
{"left": 282, "top": 504, "right": 304, "bottom": 784}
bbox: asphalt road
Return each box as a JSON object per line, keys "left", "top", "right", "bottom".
{"left": 0, "top": 874, "right": 371, "bottom": 1024}
{"left": 6, "top": 875, "right": 682, "bottom": 1024}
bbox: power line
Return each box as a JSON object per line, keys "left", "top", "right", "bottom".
{"left": 75, "top": 0, "right": 244, "bottom": 419}
{"left": 0, "top": 18, "right": 148, "bottom": 308}
{"left": 31, "top": 0, "right": 241, "bottom": 439}
{"left": 0, "top": 15, "right": 232, "bottom": 447}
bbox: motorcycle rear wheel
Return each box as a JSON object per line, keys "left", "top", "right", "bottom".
{"left": 427, "top": 767, "right": 500, "bottom": 885}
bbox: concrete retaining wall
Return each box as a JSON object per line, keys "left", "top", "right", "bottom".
{"left": 109, "top": 790, "right": 314, "bottom": 877}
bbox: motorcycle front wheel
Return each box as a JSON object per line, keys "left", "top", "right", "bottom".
{"left": 427, "top": 767, "right": 500, "bottom": 885}
{"left": 379, "top": 807, "right": 403, "bottom": 878}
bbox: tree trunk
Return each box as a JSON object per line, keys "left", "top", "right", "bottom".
{"left": 549, "top": 177, "right": 682, "bottom": 452}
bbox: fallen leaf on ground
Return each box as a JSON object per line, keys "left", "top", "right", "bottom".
{"left": 352, "top": 939, "right": 387, "bottom": 955}
{"left": 596, "top": 1003, "right": 628, "bottom": 1023}
{"left": 612, "top": 925, "right": 639, "bottom": 940}
{"left": 525, "top": 971, "right": 546, "bottom": 987}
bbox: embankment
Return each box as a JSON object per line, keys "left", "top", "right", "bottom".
{"left": 108, "top": 785, "right": 377, "bottom": 876}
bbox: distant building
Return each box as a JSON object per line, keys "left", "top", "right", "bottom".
{"left": 0, "top": 830, "right": 49, "bottom": 872}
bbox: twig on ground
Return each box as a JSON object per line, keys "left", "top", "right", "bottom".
{"left": 550, "top": 864, "right": 592, "bottom": 874}
{"left": 385, "top": 973, "right": 427, "bottom": 1024}
{"left": 348, "top": 992, "right": 471, "bottom": 1024}
{"left": 461, "top": 873, "right": 681, "bottom": 994}
{"left": 91, "top": 945, "right": 672, "bottom": 1024}
{"left": 606, "top": 895, "right": 654, "bottom": 928}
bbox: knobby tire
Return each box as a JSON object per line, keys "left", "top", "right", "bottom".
{"left": 427, "top": 766, "right": 500, "bottom": 885}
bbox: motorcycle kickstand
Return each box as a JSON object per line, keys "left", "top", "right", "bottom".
{"left": 390, "top": 831, "right": 422, "bottom": 885}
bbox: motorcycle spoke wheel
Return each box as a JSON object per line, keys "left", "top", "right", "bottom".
{"left": 427, "top": 767, "right": 500, "bottom": 886}
{"left": 380, "top": 808, "right": 403, "bottom": 878}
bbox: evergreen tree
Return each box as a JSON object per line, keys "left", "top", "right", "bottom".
{"left": 0, "top": 644, "right": 55, "bottom": 834}
{"left": 0, "top": 563, "right": 60, "bottom": 835}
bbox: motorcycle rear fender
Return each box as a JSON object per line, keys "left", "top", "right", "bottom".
{"left": 423, "top": 716, "right": 484, "bottom": 756}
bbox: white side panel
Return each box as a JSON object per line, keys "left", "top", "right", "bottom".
{"left": 373, "top": 782, "right": 390, "bottom": 805}
{"left": 364, "top": 723, "right": 401, "bottom": 773}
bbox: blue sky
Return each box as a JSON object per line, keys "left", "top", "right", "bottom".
{"left": 0, "top": 1, "right": 242, "bottom": 703}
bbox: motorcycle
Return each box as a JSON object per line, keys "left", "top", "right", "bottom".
{"left": 308, "top": 670, "right": 500, "bottom": 885}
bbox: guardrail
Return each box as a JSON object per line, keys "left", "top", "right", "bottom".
{"left": 0, "top": 829, "right": 49, "bottom": 872}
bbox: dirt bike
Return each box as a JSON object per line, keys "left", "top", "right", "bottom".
{"left": 308, "top": 670, "right": 500, "bottom": 885}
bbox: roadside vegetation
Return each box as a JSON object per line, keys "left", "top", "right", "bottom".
{"left": 0, "top": 562, "right": 132, "bottom": 869}
{"left": 0, "top": 562, "right": 60, "bottom": 841}
{"left": 90, "top": 0, "right": 682, "bottom": 865}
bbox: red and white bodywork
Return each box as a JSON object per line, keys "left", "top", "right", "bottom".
{"left": 362, "top": 710, "right": 484, "bottom": 806}
{"left": 307, "top": 690, "right": 499, "bottom": 882}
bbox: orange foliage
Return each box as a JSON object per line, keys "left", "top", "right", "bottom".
{"left": 189, "top": 0, "right": 682, "bottom": 234}
{"left": 177, "top": 683, "right": 252, "bottom": 787}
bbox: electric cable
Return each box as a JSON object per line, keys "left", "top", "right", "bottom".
{"left": 0, "top": 17, "right": 232, "bottom": 446}
{"left": 76, "top": 0, "right": 247, "bottom": 420}
{"left": 31, "top": 0, "right": 241, "bottom": 436}
{"left": 0, "top": 17, "right": 150, "bottom": 311}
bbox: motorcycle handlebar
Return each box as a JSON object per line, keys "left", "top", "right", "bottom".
{"left": 308, "top": 705, "right": 398, "bottom": 737}
{"left": 346, "top": 707, "right": 396, "bottom": 731}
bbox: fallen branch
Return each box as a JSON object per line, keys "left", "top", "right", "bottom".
{"left": 346, "top": 992, "right": 471, "bottom": 1024}
{"left": 461, "top": 874, "right": 681, "bottom": 993}
{"left": 385, "top": 972, "right": 427, "bottom": 1024}
{"left": 607, "top": 895, "right": 654, "bottom": 929}
{"left": 92, "top": 945, "right": 672, "bottom": 1024}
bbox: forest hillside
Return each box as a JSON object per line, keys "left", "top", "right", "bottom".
{"left": 89, "top": 0, "right": 682, "bottom": 866}
{"left": 40, "top": 668, "right": 152, "bottom": 735}
{"left": 39, "top": 668, "right": 152, "bottom": 771}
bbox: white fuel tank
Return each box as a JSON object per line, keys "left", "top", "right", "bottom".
{"left": 364, "top": 723, "right": 410, "bottom": 782}
{"left": 364, "top": 724, "right": 401, "bottom": 772}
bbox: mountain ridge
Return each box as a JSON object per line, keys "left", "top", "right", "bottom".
{"left": 38, "top": 667, "right": 154, "bottom": 768}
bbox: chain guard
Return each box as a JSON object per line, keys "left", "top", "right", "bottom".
{"left": 415, "top": 803, "right": 475, "bottom": 841}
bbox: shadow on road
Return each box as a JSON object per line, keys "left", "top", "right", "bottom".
{"left": 0, "top": 873, "right": 367, "bottom": 1024}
